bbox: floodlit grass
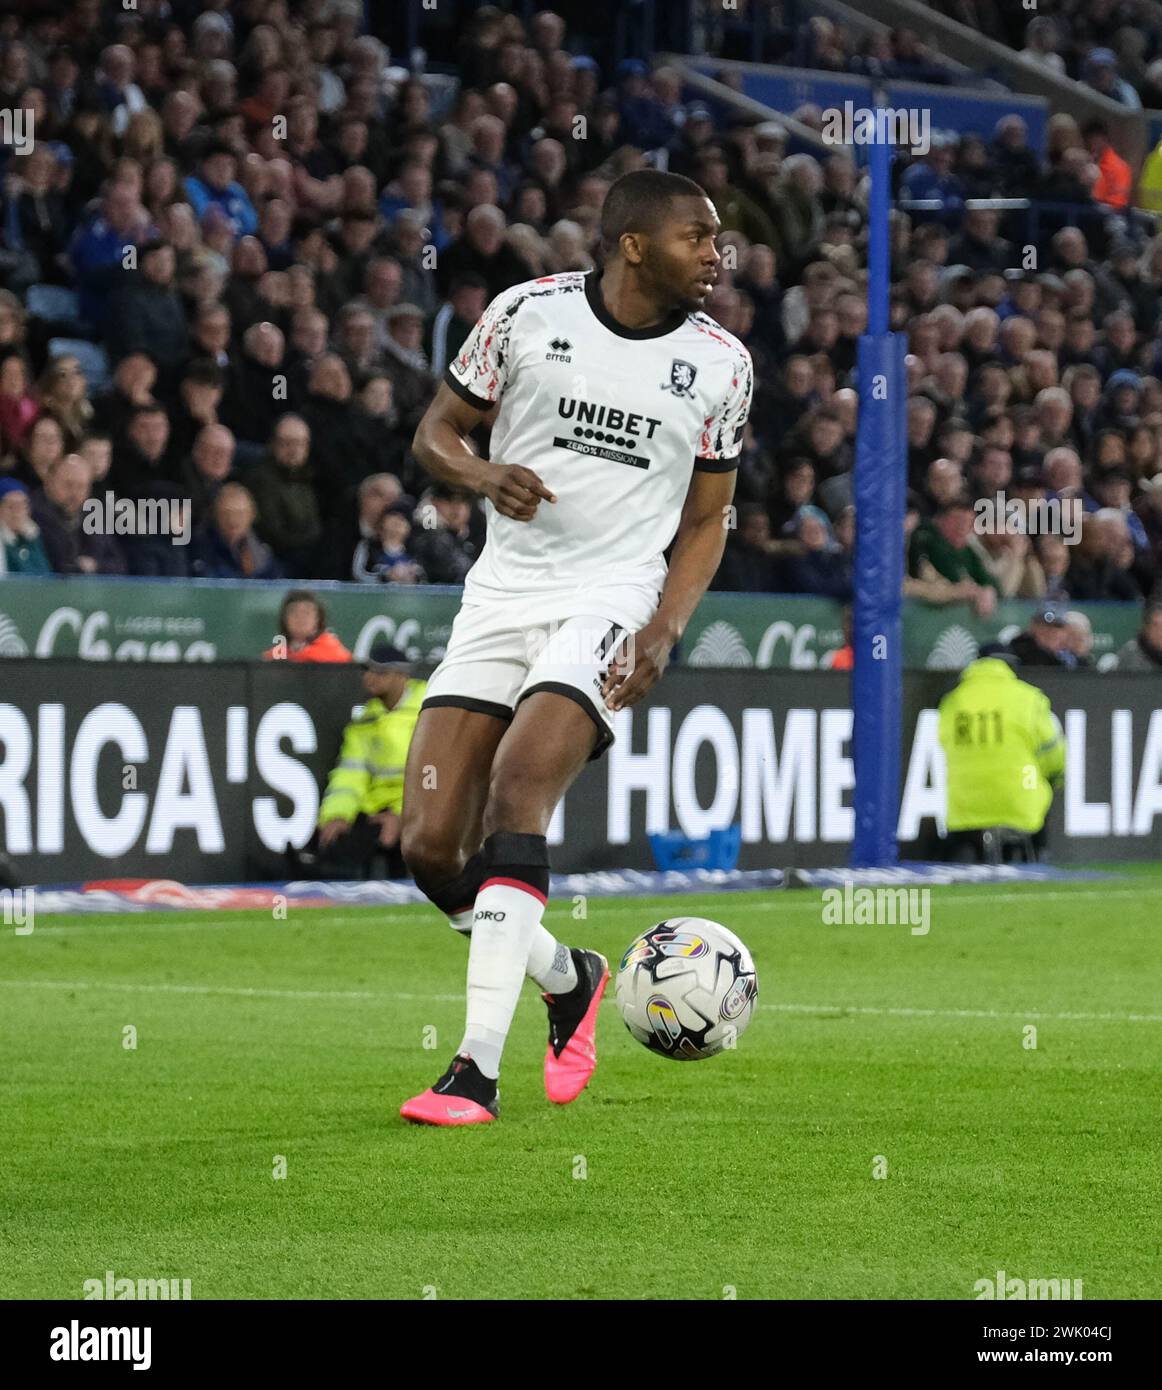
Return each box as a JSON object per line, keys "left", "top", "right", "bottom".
{"left": 2, "top": 872, "right": 1160, "bottom": 1299}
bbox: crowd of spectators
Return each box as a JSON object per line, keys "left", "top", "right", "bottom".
{"left": 700, "top": 2, "right": 969, "bottom": 87}
{"left": 0, "top": 1, "right": 1159, "bottom": 671}
{"left": 929, "top": 0, "right": 1162, "bottom": 110}
{"left": 700, "top": 100, "right": 1162, "bottom": 630}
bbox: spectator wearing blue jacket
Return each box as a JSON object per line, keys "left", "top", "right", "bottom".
{"left": 191, "top": 483, "right": 282, "bottom": 580}
{"left": 782, "top": 504, "right": 854, "bottom": 601}
{"left": 67, "top": 180, "right": 153, "bottom": 329}
{"left": 378, "top": 160, "right": 451, "bottom": 252}
{"left": 184, "top": 142, "right": 258, "bottom": 238}
{"left": 1083, "top": 49, "right": 1142, "bottom": 112}
{"left": 899, "top": 138, "right": 964, "bottom": 221}
{"left": 615, "top": 60, "right": 676, "bottom": 152}
{"left": 1092, "top": 469, "right": 1150, "bottom": 554}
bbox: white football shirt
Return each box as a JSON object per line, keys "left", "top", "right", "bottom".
{"left": 445, "top": 270, "right": 753, "bottom": 628}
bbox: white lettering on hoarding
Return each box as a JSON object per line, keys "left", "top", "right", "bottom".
{"left": 253, "top": 704, "right": 319, "bottom": 850}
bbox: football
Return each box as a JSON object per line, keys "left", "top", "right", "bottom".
{"left": 614, "top": 917, "right": 758, "bottom": 1060}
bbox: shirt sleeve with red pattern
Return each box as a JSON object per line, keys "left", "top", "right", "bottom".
{"left": 443, "top": 285, "right": 525, "bottom": 409}
{"left": 694, "top": 344, "right": 754, "bottom": 472}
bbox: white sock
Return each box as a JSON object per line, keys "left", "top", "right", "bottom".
{"left": 526, "top": 926, "right": 578, "bottom": 994}
{"left": 447, "top": 908, "right": 474, "bottom": 934}
{"left": 459, "top": 880, "right": 545, "bottom": 1078}
{"left": 447, "top": 913, "right": 576, "bottom": 992}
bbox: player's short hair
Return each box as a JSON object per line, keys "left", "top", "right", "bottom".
{"left": 599, "top": 169, "right": 709, "bottom": 259}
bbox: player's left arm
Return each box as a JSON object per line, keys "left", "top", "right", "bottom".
{"left": 601, "top": 468, "right": 737, "bottom": 712}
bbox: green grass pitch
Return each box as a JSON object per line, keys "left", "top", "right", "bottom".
{"left": 2, "top": 868, "right": 1160, "bottom": 1300}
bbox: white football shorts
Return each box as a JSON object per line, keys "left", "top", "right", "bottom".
{"left": 421, "top": 604, "right": 636, "bottom": 761}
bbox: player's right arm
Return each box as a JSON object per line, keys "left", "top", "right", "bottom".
{"left": 412, "top": 383, "right": 556, "bottom": 522}
{"left": 412, "top": 284, "right": 556, "bottom": 522}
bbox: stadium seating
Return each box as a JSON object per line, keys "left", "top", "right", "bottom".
{"left": 46, "top": 337, "right": 110, "bottom": 393}
{"left": 0, "top": 0, "right": 1156, "bottom": 664}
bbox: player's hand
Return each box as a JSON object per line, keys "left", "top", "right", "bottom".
{"left": 600, "top": 621, "right": 673, "bottom": 712}
{"left": 484, "top": 464, "right": 556, "bottom": 521}
{"left": 318, "top": 819, "right": 348, "bottom": 850}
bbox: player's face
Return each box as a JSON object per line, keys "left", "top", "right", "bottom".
{"left": 646, "top": 197, "right": 721, "bottom": 312}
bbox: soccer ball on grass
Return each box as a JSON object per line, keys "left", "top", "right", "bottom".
{"left": 614, "top": 917, "right": 757, "bottom": 1060}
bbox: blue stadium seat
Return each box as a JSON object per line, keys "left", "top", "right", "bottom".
{"left": 25, "top": 283, "right": 83, "bottom": 328}
{"left": 47, "top": 337, "right": 110, "bottom": 393}
{"left": 648, "top": 825, "right": 742, "bottom": 872}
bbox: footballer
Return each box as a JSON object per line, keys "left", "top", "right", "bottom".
{"left": 399, "top": 168, "right": 753, "bottom": 1125}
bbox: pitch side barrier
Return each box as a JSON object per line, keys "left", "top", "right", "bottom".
{"left": 0, "top": 662, "right": 1158, "bottom": 884}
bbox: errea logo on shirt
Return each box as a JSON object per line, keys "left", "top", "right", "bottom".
{"left": 546, "top": 337, "right": 573, "bottom": 362}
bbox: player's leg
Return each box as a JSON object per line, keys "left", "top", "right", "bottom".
{"left": 400, "top": 701, "right": 575, "bottom": 993}
{"left": 473, "top": 689, "right": 612, "bottom": 1104}
{"left": 400, "top": 600, "right": 591, "bottom": 990}
{"left": 399, "top": 703, "right": 509, "bottom": 924}
{"left": 399, "top": 598, "right": 526, "bottom": 926}
{"left": 401, "top": 689, "right": 603, "bottom": 1124}
{"left": 402, "top": 615, "right": 623, "bottom": 1124}
{"left": 458, "top": 687, "right": 600, "bottom": 1048}
{"left": 453, "top": 807, "right": 584, "bottom": 1002}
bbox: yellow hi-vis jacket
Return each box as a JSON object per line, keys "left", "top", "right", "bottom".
{"left": 1136, "top": 140, "right": 1162, "bottom": 213}
{"left": 937, "top": 658, "right": 1065, "bottom": 833}
{"left": 318, "top": 678, "right": 427, "bottom": 825}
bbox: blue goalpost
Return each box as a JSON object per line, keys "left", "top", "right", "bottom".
{"left": 851, "top": 115, "right": 908, "bottom": 867}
